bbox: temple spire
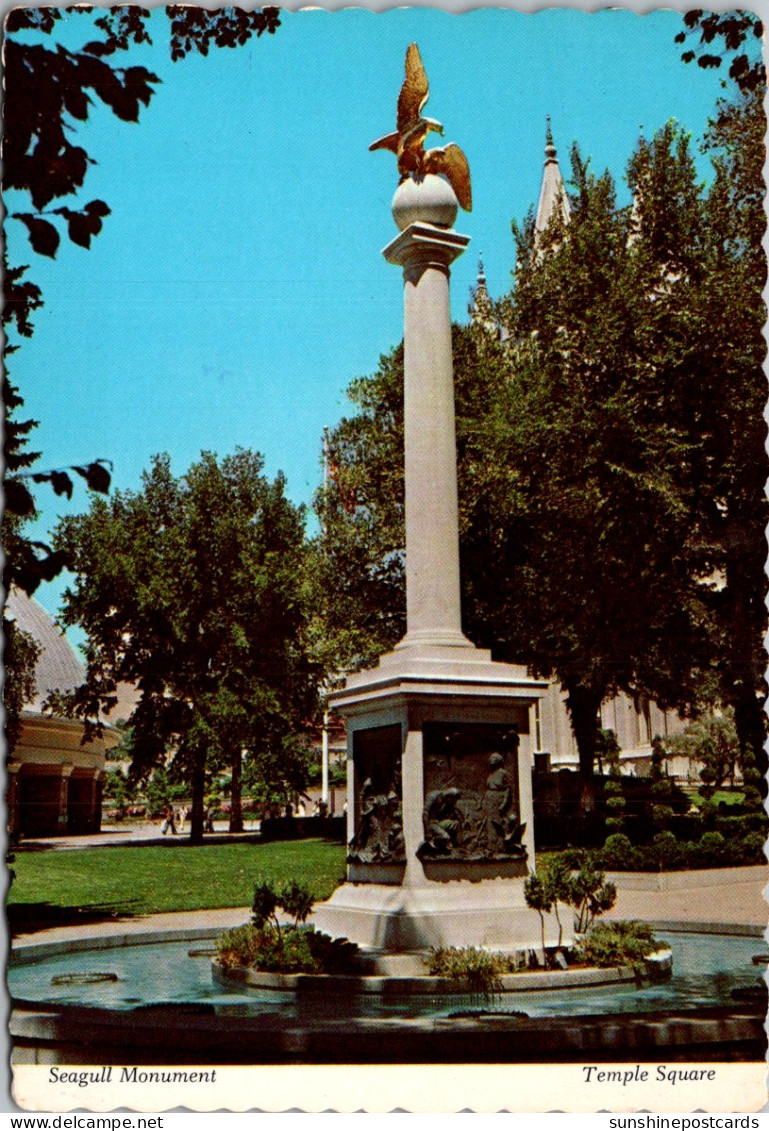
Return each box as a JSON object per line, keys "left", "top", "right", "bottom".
{"left": 470, "top": 255, "right": 499, "bottom": 336}
{"left": 535, "top": 117, "right": 571, "bottom": 242}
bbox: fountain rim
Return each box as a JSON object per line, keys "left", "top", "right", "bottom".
{"left": 9, "top": 918, "right": 765, "bottom": 969}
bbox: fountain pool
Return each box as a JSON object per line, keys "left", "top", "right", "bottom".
{"left": 9, "top": 928, "right": 767, "bottom": 1019}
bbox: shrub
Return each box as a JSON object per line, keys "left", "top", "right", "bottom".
{"left": 737, "top": 832, "right": 767, "bottom": 865}
{"left": 650, "top": 830, "right": 683, "bottom": 869}
{"left": 575, "top": 920, "right": 660, "bottom": 972}
{"left": 599, "top": 833, "right": 642, "bottom": 871}
{"left": 570, "top": 860, "right": 616, "bottom": 933}
{"left": 216, "top": 922, "right": 357, "bottom": 974}
{"left": 427, "top": 946, "right": 508, "bottom": 995}
{"left": 697, "top": 830, "right": 727, "bottom": 866}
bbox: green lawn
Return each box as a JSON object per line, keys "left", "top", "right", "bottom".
{"left": 9, "top": 839, "right": 346, "bottom": 927}
{"left": 686, "top": 789, "right": 744, "bottom": 808}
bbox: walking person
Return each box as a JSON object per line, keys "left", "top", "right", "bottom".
{"left": 161, "top": 805, "right": 176, "bottom": 836}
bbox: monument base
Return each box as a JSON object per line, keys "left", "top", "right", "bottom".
{"left": 312, "top": 877, "right": 559, "bottom": 953}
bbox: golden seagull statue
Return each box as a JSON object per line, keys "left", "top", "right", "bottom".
{"left": 369, "top": 42, "right": 472, "bottom": 213}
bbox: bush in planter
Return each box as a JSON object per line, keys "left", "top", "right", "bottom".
{"left": 604, "top": 779, "right": 627, "bottom": 836}
{"left": 216, "top": 923, "right": 263, "bottom": 969}
{"left": 427, "top": 946, "right": 510, "bottom": 994}
{"left": 249, "top": 877, "right": 316, "bottom": 960}
{"left": 219, "top": 878, "right": 357, "bottom": 974}
{"left": 216, "top": 922, "right": 358, "bottom": 974}
{"left": 575, "top": 920, "right": 660, "bottom": 972}
{"left": 523, "top": 871, "right": 553, "bottom": 966}
{"left": 216, "top": 923, "right": 319, "bottom": 972}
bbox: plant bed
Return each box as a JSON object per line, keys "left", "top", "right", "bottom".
{"left": 213, "top": 916, "right": 671, "bottom": 995}
{"left": 212, "top": 943, "right": 672, "bottom": 995}
{"left": 214, "top": 876, "right": 671, "bottom": 996}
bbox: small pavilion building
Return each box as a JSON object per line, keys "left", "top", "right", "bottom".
{"left": 6, "top": 589, "right": 115, "bottom": 837}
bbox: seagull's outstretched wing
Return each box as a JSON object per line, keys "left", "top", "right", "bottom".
{"left": 397, "top": 43, "right": 429, "bottom": 133}
{"left": 423, "top": 143, "right": 473, "bottom": 211}
{"left": 369, "top": 131, "right": 400, "bottom": 154}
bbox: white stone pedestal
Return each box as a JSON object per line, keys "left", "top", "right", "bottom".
{"left": 313, "top": 646, "right": 556, "bottom": 953}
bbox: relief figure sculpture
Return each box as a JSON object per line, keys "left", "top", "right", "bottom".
{"left": 348, "top": 776, "right": 405, "bottom": 864}
{"left": 418, "top": 727, "right": 527, "bottom": 862}
{"left": 479, "top": 753, "right": 527, "bottom": 858}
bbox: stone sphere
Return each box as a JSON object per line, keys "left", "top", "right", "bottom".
{"left": 392, "top": 174, "right": 458, "bottom": 231}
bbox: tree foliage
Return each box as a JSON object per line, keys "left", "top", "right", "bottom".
{"left": 675, "top": 10, "right": 765, "bottom": 94}
{"left": 318, "top": 96, "right": 766, "bottom": 776}
{"left": 3, "top": 7, "right": 282, "bottom": 759}
{"left": 313, "top": 326, "right": 513, "bottom": 676}
{"left": 50, "top": 450, "right": 319, "bottom": 842}
{"left": 668, "top": 708, "right": 740, "bottom": 793}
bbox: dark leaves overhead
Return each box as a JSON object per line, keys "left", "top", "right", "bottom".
{"left": 13, "top": 216, "right": 60, "bottom": 258}
{"left": 675, "top": 11, "right": 765, "bottom": 93}
{"left": 4, "top": 37, "right": 160, "bottom": 211}
{"left": 166, "top": 6, "right": 281, "bottom": 61}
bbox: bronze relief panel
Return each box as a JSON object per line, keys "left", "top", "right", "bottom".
{"left": 347, "top": 724, "right": 405, "bottom": 864}
{"left": 418, "top": 722, "right": 526, "bottom": 862}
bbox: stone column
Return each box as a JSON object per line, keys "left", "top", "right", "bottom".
{"left": 57, "top": 764, "right": 74, "bottom": 831}
{"left": 384, "top": 176, "right": 472, "bottom": 653}
{"left": 6, "top": 762, "right": 21, "bottom": 838}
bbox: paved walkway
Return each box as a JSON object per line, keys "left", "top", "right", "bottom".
{"left": 605, "top": 865, "right": 769, "bottom": 930}
{"left": 21, "top": 818, "right": 262, "bottom": 851}
{"left": 12, "top": 866, "right": 768, "bottom": 952}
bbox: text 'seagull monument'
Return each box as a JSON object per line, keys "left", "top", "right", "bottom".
{"left": 314, "top": 45, "right": 554, "bottom": 957}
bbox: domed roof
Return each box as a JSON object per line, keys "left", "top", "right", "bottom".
{"left": 5, "top": 589, "right": 84, "bottom": 711}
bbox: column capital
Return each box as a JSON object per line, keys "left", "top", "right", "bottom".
{"left": 383, "top": 222, "right": 470, "bottom": 275}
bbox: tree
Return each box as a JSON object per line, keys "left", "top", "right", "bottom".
{"left": 476, "top": 127, "right": 716, "bottom": 775}
{"left": 318, "top": 108, "right": 764, "bottom": 782}
{"left": 675, "top": 11, "right": 765, "bottom": 95}
{"left": 4, "top": 8, "right": 282, "bottom": 749}
{"left": 50, "top": 450, "right": 320, "bottom": 843}
{"left": 3, "top": 7, "right": 281, "bottom": 608}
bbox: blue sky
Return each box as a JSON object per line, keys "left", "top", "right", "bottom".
{"left": 6, "top": 5, "right": 734, "bottom": 625}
